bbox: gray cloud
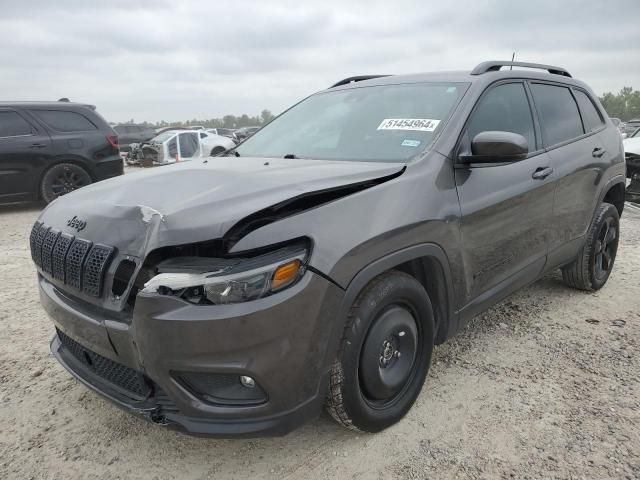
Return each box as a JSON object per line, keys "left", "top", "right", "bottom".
{"left": 1, "top": 0, "right": 638, "bottom": 123}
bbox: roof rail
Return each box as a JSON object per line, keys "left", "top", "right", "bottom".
{"left": 471, "top": 61, "right": 572, "bottom": 78}
{"left": 329, "top": 75, "right": 392, "bottom": 88}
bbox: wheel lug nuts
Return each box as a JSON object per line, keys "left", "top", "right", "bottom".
{"left": 394, "top": 351, "right": 401, "bottom": 359}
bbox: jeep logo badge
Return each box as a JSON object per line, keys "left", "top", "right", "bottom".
{"left": 67, "top": 216, "right": 87, "bottom": 232}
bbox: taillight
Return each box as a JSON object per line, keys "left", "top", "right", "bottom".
{"left": 107, "top": 134, "right": 119, "bottom": 149}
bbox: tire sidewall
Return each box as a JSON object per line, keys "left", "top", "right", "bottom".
{"left": 41, "top": 163, "right": 92, "bottom": 204}
{"left": 587, "top": 203, "right": 620, "bottom": 289}
{"left": 339, "top": 272, "right": 435, "bottom": 432}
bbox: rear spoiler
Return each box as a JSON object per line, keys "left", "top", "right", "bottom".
{"left": 58, "top": 98, "right": 96, "bottom": 110}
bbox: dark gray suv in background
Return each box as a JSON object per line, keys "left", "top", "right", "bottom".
{"left": 31, "top": 61, "right": 625, "bottom": 436}
{"left": 0, "top": 101, "right": 122, "bottom": 204}
{"left": 113, "top": 124, "right": 156, "bottom": 151}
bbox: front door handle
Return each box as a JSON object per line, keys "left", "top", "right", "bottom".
{"left": 592, "top": 147, "right": 606, "bottom": 158}
{"left": 532, "top": 166, "right": 554, "bottom": 180}
{"left": 29, "top": 143, "right": 47, "bottom": 149}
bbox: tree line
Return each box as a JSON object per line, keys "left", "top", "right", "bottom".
{"left": 599, "top": 87, "right": 640, "bottom": 121}
{"left": 121, "top": 109, "right": 276, "bottom": 129}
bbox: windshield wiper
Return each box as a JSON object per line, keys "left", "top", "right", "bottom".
{"left": 283, "top": 153, "right": 297, "bottom": 159}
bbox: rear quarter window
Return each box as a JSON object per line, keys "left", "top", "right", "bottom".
{"left": 0, "top": 111, "right": 33, "bottom": 137}
{"left": 530, "top": 84, "right": 584, "bottom": 147}
{"left": 30, "top": 110, "right": 98, "bottom": 132}
{"left": 573, "top": 90, "right": 605, "bottom": 133}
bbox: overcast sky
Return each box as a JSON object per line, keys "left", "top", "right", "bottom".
{"left": 1, "top": 0, "right": 638, "bottom": 123}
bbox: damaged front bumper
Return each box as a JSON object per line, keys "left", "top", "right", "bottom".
{"left": 41, "top": 267, "right": 344, "bottom": 437}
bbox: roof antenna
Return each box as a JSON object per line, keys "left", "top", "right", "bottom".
{"left": 510, "top": 52, "right": 515, "bottom": 70}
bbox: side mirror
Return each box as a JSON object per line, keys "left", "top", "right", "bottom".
{"left": 462, "top": 131, "right": 528, "bottom": 163}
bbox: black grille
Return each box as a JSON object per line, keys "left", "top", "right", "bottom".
{"left": 65, "top": 239, "right": 92, "bottom": 290}
{"left": 29, "top": 222, "right": 42, "bottom": 264}
{"left": 57, "top": 329, "right": 151, "bottom": 398}
{"left": 41, "top": 229, "right": 61, "bottom": 275}
{"left": 52, "top": 233, "right": 74, "bottom": 282}
{"left": 34, "top": 224, "right": 49, "bottom": 267}
{"left": 82, "top": 245, "right": 114, "bottom": 297}
{"left": 30, "top": 222, "right": 115, "bottom": 298}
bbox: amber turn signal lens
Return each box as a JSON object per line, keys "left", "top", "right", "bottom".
{"left": 271, "top": 260, "right": 302, "bottom": 291}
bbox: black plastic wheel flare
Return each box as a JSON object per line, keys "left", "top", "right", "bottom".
{"left": 594, "top": 217, "right": 617, "bottom": 280}
{"left": 359, "top": 305, "right": 419, "bottom": 404}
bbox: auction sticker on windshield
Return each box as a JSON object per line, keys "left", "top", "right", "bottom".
{"left": 377, "top": 118, "right": 441, "bottom": 132}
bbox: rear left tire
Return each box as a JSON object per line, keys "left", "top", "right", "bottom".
{"left": 325, "top": 271, "right": 435, "bottom": 432}
{"left": 561, "top": 202, "right": 620, "bottom": 291}
{"left": 40, "top": 163, "right": 92, "bottom": 204}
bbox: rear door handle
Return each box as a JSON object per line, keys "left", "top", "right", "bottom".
{"left": 29, "top": 143, "right": 47, "bottom": 149}
{"left": 592, "top": 147, "right": 606, "bottom": 158}
{"left": 532, "top": 166, "right": 554, "bottom": 180}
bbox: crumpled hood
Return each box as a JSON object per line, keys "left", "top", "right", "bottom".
{"left": 39, "top": 157, "right": 404, "bottom": 256}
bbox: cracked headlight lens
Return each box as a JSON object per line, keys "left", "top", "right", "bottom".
{"left": 142, "top": 245, "right": 308, "bottom": 305}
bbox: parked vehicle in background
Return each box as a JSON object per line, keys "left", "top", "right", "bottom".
{"left": 206, "top": 128, "right": 238, "bottom": 143}
{"left": 624, "top": 128, "right": 640, "bottom": 202}
{"left": 234, "top": 126, "right": 260, "bottom": 140}
{"left": 113, "top": 124, "right": 156, "bottom": 151}
{"left": 623, "top": 119, "right": 640, "bottom": 137}
{"left": 31, "top": 61, "right": 625, "bottom": 437}
{"left": 0, "top": 101, "right": 122, "bottom": 204}
{"left": 189, "top": 125, "right": 206, "bottom": 131}
{"left": 126, "top": 129, "right": 234, "bottom": 165}
{"left": 154, "top": 126, "right": 183, "bottom": 135}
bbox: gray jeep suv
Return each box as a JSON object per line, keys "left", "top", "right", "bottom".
{"left": 31, "top": 61, "right": 625, "bottom": 437}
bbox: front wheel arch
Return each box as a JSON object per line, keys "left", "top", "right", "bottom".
{"left": 320, "top": 244, "right": 456, "bottom": 377}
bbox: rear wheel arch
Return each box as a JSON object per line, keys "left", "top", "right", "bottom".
{"left": 210, "top": 145, "right": 226, "bottom": 156}
{"left": 38, "top": 158, "right": 95, "bottom": 194}
{"left": 602, "top": 180, "right": 625, "bottom": 216}
{"left": 39, "top": 161, "right": 93, "bottom": 203}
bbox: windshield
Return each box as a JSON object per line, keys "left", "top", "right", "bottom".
{"left": 235, "top": 82, "right": 467, "bottom": 162}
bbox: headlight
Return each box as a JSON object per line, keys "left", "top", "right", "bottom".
{"left": 141, "top": 245, "right": 308, "bottom": 305}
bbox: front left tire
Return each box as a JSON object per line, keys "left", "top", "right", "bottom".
{"left": 325, "top": 271, "right": 435, "bottom": 432}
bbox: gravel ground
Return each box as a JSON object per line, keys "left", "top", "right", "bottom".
{"left": 1, "top": 198, "right": 639, "bottom": 480}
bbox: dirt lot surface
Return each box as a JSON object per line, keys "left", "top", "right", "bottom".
{"left": 1, "top": 198, "right": 639, "bottom": 480}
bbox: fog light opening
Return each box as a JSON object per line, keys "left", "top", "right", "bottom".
{"left": 240, "top": 375, "right": 256, "bottom": 388}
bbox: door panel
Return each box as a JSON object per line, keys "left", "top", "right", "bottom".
{"left": 0, "top": 110, "right": 52, "bottom": 201}
{"left": 529, "top": 84, "right": 608, "bottom": 257}
{"left": 455, "top": 155, "right": 555, "bottom": 300}
{"left": 546, "top": 140, "right": 603, "bottom": 252}
{"left": 455, "top": 81, "right": 553, "bottom": 302}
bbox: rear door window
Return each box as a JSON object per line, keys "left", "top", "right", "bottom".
{"left": 0, "top": 111, "right": 34, "bottom": 137}
{"left": 530, "top": 84, "right": 584, "bottom": 146}
{"left": 179, "top": 132, "right": 199, "bottom": 157}
{"left": 466, "top": 82, "right": 536, "bottom": 150}
{"left": 573, "top": 90, "right": 605, "bottom": 133}
{"left": 30, "top": 110, "right": 97, "bottom": 132}
{"left": 167, "top": 137, "right": 178, "bottom": 158}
